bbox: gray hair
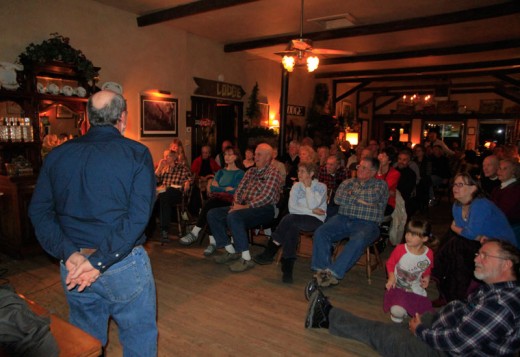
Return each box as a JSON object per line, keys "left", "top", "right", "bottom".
{"left": 87, "top": 93, "right": 127, "bottom": 126}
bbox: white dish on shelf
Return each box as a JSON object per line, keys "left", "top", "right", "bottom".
{"left": 75, "top": 86, "right": 87, "bottom": 97}
{"left": 47, "top": 83, "right": 60, "bottom": 95}
{"left": 101, "top": 81, "right": 123, "bottom": 94}
{"left": 61, "top": 85, "right": 74, "bottom": 96}
{"left": 37, "top": 82, "right": 46, "bottom": 93}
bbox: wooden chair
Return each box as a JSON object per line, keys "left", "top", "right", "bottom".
{"left": 273, "top": 229, "right": 314, "bottom": 264}
{"left": 174, "top": 185, "right": 194, "bottom": 237}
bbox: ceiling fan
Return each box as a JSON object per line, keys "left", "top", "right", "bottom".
{"left": 275, "top": 0, "right": 355, "bottom": 72}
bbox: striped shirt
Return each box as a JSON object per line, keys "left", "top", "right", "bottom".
{"left": 334, "top": 177, "right": 388, "bottom": 223}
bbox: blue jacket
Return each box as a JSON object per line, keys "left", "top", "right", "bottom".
{"left": 29, "top": 126, "right": 156, "bottom": 272}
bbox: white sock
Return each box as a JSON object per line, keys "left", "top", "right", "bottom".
{"left": 209, "top": 235, "right": 216, "bottom": 245}
{"left": 241, "top": 250, "right": 251, "bottom": 261}
{"left": 263, "top": 228, "right": 272, "bottom": 236}
{"left": 225, "top": 245, "right": 236, "bottom": 254}
{"left": 390, "top": 305, "right": 407, "bottom": 323}
{"left": 191, "top": 226, "right": 201, "bottom": 237}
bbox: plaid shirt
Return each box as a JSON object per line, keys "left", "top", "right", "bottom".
{"left": 335, "top": 177, "right": 388, "bottom": 223}
{"left": 235, "top": 163, "right": 282, "bottom": 208}
{"left": 416, "top": 281, "right": 520, "bottom": 356}
{"left": 318, "top": 165, "right": 347, "bottom": 203}
{"left": 156, "top": 163, "right": 192, "bottom": 187}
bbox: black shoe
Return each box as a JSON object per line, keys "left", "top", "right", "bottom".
{"left": 281, "top": 257, "right": 295, "bottom": 284}
{"left": 253, "top": 239, "right": 280, "bottom": 265}
{"left": 304, "top": 278, "right": 319, "bottom": 301}
{"left": 305, "top": 289, "right": 331, "bottom": 329}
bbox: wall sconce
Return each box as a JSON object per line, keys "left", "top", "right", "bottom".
{"left": 346, "top": 132, "right": 359, "bottom": 146}
{"left": 399, "top": 133, "right": 409, "bottom": 142}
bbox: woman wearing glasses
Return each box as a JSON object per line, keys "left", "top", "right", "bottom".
{"left": 431, "top": 172, "right": 516, "bottom": 306}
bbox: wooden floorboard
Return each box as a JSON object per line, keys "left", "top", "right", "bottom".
{"left": 0, "top": 201, "right": 451, "bottom": 356}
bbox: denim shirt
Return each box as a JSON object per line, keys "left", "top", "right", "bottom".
{"left": 29, "top": 126, "right": 156, "bottom": 273}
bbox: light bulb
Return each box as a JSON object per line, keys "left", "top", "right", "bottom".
{"left": 307, "top": 56, "right": 319, "bottom": 72}
{"left": 282, "top": 56, "right": 295, "bottom": 72}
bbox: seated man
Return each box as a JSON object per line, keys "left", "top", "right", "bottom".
{"left": 318, "top": 155, "right": 347, "bottom": 219}
{"left": 480, "top": 155, "right": 500, "bottom": 195}
{"left": 207, "top": 143, "right": 283, "bottom": 273}
{"left": 492, "top": 158, "right": 520, "bottom": 243}
{"left": 155, "top": 150, "right": 192, "bottom": 241}
{"left": 395, "top": 149, "right": 417, "bottom": 216}
{"left": 310, "top": 157, "right": 388, "bottom": 287}
{"left": 191, "top": 145, "right": 221, "bottom": 211}
{"left": 305, "top": 239, "right": 520, "bottom": 357}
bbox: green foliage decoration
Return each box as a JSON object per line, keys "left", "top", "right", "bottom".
{"left": 246, "top": 82, "right": 261, "bottom": 120}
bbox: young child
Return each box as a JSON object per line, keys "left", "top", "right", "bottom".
{"left": 383, "top": 220, "right": 435, "bottom": 323}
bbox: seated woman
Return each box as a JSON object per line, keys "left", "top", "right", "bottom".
{"left": 242, "top": 146, "right": 255, "bottom": 170}
{"left": 179, "top": 146, "right": 245, "bottom": 256}
{"left": 253, "top": 162, "right": 327, "bottom": 284}
{"left": 431, "top": 172, "right": 516, "bottom": 306}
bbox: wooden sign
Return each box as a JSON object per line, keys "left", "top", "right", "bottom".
{"left": 287, "top": 104, "right": 306, "bottom": 117}
{"left": 193, "top": 77, "right": 245, "bottom": 100}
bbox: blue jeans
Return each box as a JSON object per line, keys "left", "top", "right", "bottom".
{"left": 311, "top": 214, "right": 379, "bottom": 279}
{"left": 60, "top": 246, "right": 157, "bottom": 357}
{"left": 207, "top": 205, "right": 275, "bottom": 252}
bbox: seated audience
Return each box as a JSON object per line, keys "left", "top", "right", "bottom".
{"left": 155, "top": 150, "right": 193, "bottom": 241}
{"left": 215, "top": 140, "right": 233, "bottom": 167}
{"left": 318, "top": 155, "right": 347, "bottom": 218}
{"left": 413, "top": 144, "right": 432, "bottom": 211}
{"left": 309, "top": 157, "right": 388, "bottom": 287}
{"left": 282, "top": 140, "right": 300, "bottom": 189}
{"left": 376, "top": 147, "right": 401, "bottom": 216}
{"left": 271, "top": 147, "right": 287, "bottom": 184}
{"left": 395, "top": 149, "right": 417, "bottom": 216}
{"left": 180, "top": 147, "right": 245, "bottom": 255}
{"left": 491, "top": 158, "right": 520, "bottom": 244}
{"left": 480, "top": 155, "right": 501, "bottom": 195}
{"left": 191, "top": 145, "right": 221, "bottom": 207}
{"left": 41, "top": 134, "right": 59, "bottom": 158}
{"left": 242, "top": 146, "right": 255, "bottom": 170}
{"left": 430, "top": 145, "right": 451, "bottom": 197}
{"left": 368, "top": 139, "right": 379, "bottom": 158}
{"left": 346, "top": 146, "right": 371, "bottom": 172}
{"left": 425, "top": 129, "right": 454, "bottom": 156}
{"left": 431, "top": 172, "right": 516, "bottom": 305}
{"left": 253, "top": 162, "right": 327, "bottom": 283}
{"left": 306, "top": 239, "right": 520, "bottom": 357}
{"left": 207, "top": 143, "right": 283, "bottom": 272}
{"left": 317, "top": 145, "right": 330, "bottom": 166}
{"left": 169, "top": 138, "right": 188, "bottom": 168}
{"left": 299, "top": 145, "right": 317, "bottom": 164}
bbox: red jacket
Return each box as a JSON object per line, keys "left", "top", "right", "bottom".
{"left": 191, "top": 156, "right": 220, "bottom": 176}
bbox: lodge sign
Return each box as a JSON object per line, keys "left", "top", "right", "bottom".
{"left": 287, "top": 104, "right": 306, "bottom": 117}
{"left": 194, "top": 77, "right": 245, "bottom": 100}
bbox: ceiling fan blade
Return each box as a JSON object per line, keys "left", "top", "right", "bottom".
{"left": 312, "top": 48, "right": 357, "bottom": 56}
{"left": 291, "top": 38, "right": 313, "bottom": 51}
{"left": 274, "top": 50, "right": 299, "bottom": 56}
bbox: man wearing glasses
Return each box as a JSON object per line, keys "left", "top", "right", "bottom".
{"left": 309, "top": 157, "right": 388, "bottom": 287}
{"left": 306, "top": 239, "right": 520, "bottom": 356}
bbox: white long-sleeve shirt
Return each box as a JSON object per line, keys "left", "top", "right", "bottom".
{"left": 288, "top": 179, "right": 327, "bottom": 222}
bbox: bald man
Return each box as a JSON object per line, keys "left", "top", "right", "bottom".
{"left": 29, "top": 90, "right": 158, "bottom": 356}
{"left": 207, "top": 143, "right": 283, "bottom": 272}
{"left": 480, "top": 155, "right": 500, "bottom": 195}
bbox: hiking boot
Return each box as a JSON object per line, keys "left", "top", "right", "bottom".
{"left": 281, "top": 257, "right": 295, "bottom": 284}
{"left": 203, "top": 244, "right": 217, "bottom": 257}
{"left": 229, "top": 258, "right": 255, "bottom": 272}
{"left": 305, "top": 289, "right": 332, "bottom": 329}
{"left": 214, "top": 252, "right": 240, "bottom": 264}
{"left": 314, "top": 269, "right": 339, "bottom": 287}
{"left": 179, "top": 232, "right": 198, "bottom": 246}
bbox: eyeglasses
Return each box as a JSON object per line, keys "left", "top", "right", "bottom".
{"left": 475, "top": 252, "right": 508, "bottom": 260}
{"left": 452, "top": 182, "right": 474, "bottom": 188}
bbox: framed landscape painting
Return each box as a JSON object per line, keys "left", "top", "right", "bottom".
{"left": 140, "top": 95, "right": 178, "bottom": 137}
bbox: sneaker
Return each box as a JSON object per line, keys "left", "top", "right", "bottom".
{"left": 229, "top": 258, "right": 255, "bottom": 272}
{"left": 305, "top": 289, "right": 331, "bottom": 329}
{"left": 179, "top": 232, "right": 198, "bottom": 246}
{"left": 315, "top": 269, "right": 339, "bottom": 287}
{"left": 213, "top": 252, "right": 240, "bottom": 264}
{"left": 160, "top": 230, "right": 169, "bottom": 243}
{"left": 304, "top": 278, "right": 319, "bottom": 301}
{"left": 203, "top": 244, "right": 217, "bottom": 257}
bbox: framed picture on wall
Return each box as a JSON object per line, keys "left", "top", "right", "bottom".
{"left": 140, "top": 95, "right": 178, "bottom": 137}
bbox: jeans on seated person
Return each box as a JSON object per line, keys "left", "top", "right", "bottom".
{"left": 158, "top": 187, "right": 183, "bottom": 232}
{"left": 207, "top": 205, "right": 275, "bottom": 253}
{"left": 60, "top": 246, "right": 157, "bottom": 357}
{"left": 311, "top": 214, "right": 380, "bottom": 279}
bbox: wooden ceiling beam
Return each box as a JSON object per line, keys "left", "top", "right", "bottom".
{"left": 315, "top": 58, "right": 520, "bottom": 79}
{"left": 224, "top": 2, "right": 520, "bottom": 52}
{"left": 137, "top": 0, "right": 258, "bottom": 27}
{"left": 321, "top": 39, "right": 520, "bottom": 65}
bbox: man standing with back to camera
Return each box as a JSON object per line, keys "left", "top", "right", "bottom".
{"left": 29, "top": 90, "right": 158, "bottom": 356}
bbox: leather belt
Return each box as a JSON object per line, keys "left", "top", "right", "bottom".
{"left": 79, "top": 248, "right": 97, "bottom": 256}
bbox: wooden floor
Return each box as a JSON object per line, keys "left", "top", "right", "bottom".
{"left": 0, "top": 202, "right": 451, "bottom": 356}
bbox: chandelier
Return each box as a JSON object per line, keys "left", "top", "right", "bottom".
{"left": 282, "top": 52, "right": 319, "bottom": 72}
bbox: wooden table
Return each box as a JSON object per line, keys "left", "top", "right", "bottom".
{"left": 20, "top": 294, "right": 102, "bottom": 357}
